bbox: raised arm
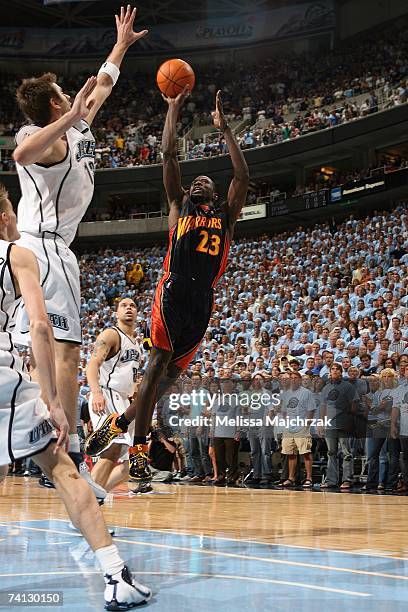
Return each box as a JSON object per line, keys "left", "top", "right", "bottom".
{"left": 10, "top": 246, "right": 68, "bottom": 452}
{"left": 86, "top": 328, "right": 120, "bottom": 415}
{"left": 212, "top": 91, "right": 249, "bottom": 234}
{"left": 85, "top": 5, "right": 148, "bottom": 126}
{"left": 162, "top": 88, "right": 190, "bottom": 229}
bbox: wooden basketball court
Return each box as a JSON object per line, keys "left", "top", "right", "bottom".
{"left": 1, "top": 477, "right": 408, "bottom": 611}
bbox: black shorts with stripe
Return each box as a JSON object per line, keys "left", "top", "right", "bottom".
{"left": 151, "top": 273, "right": 213, "bottom": 369}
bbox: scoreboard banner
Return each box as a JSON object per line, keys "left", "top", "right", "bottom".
{"left": 269, "top": 189, "right": 329, "bottom": 217}
{"left": 0, "top": 1, "right": 335, "bottom": 56}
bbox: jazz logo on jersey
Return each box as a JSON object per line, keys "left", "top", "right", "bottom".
{"left": 76, "top": 140, "right": 96, "bottom": 161}
{"left": 121, "top": 349, "right": 140, "bottom": 363}
{"left": 177, "top": 215, "right": 222, "bottom": 240}
{"left": 29, "top": 419, "right": 54, "bottom": 444}
{"left": 48, "top": 313, "right": 69, "bottom": 331}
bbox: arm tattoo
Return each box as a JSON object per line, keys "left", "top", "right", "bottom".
{"left": 92, "top": 338, "right": 110, "bottom": 359}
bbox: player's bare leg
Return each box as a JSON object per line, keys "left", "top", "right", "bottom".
{"left": 32, "top": 343, "right": 106, "bottom": 499}
{"left": 105, "top": 462, "right": 130, "bottom": 492}
{"left": 35, "top": 446, "right": 110, "bottom": 544}
{"left": 31, "top": 343, "right": 80, "bottom": 452}
{"left": 33, "top": 443, "right": 151, "bottom": 607}
{"left": 86, "top": 348, "right": 184, "bottom": 481}
{"left": 54, "top": 342, "right": 81, "bottom": 449}
{"left": 91, "top": 444, "right": 124, "bottom": 489}
{"left": 89, "top": 443, "right": 146, "bottom": 493}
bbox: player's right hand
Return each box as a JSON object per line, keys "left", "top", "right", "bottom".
{"left": 92, "top": 391, "right": 107, "bottom": 416}
{"left": 162, "top": 85, "right": 191, "bottom": 110}
{"left": 49, "top": 402, "right": 69, "bottom": 454}
{"left": 70, "top": 76, "right": 98, "bottom": 121}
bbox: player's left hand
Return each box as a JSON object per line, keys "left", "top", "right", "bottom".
{"left": 116, "top": 5, "right": 148, "bottom": 48}
{"left": 212, "top": 90, "right": 227, "bottom": 131}
{"left": 49, "top": 402, "right": 69, "bottom": 454}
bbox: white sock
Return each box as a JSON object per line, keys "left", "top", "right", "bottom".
{"left": 95, "top": 544, "right": 124, "bottom": 576}
{"left": 69, "top": 434, "right": 80, "bottom": 454}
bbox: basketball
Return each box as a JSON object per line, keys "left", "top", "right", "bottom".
{"left": 157, "top": 58, "right": 195, "bottom": 98}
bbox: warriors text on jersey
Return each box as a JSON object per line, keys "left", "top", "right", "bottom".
{"left": 99, "top": 326, "right": 141, "bottom": 398}
{"left": 164, "top": 198, "right": 230, "bottom": 289}
{"left": 15, "top": 120, "right": 95, "bottom": 246}
{"left": 150, "top": 198, "right": 231, "bottom": 370}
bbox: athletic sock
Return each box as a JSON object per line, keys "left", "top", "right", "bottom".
{"left": 116, "top": 414, "right": 131, "bottom": 431}
{"left": 133, "top": 436, "right": 147, "bottom": 446}
{"left": 95, "top": 544, "right": 124, "bottom": 576}
{"left": 69, "top": 433, "right": 81, "bottom": 454}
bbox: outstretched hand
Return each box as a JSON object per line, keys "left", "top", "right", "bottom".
{"left": 212, "top": 90, "right": 227, "bottom": 130}
{"left": 162, "top": 85, "right": 191, "bottom": 110}
{"left": 71, "top": 76, "right": 98, "bottom": 120}
{"left": 116, "top": 5, "right": 148, "bottom": 48}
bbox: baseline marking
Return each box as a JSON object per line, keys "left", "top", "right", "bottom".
{"left": 0, "top": 523, "right": 406, "bottom": 582}
{"left": 0, "top": 570, "right": 371, "bottom": 597}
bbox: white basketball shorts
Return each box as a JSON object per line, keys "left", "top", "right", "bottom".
{"left": 0, "top": 351, "right": 56, "bottom": 465}
{"left": 13, "top": 232, "right": 81, "bottom": 345}
{"left": 89, "top": 388, "right": 134, "bottom": 459}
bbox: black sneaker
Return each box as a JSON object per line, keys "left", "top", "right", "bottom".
{"left": 14, "top": 468, "right": 26, "bottom": 476}
{"left": 85, "top": 413, "right": 124, "bottom": 456}
{"left": 129, "top": 445, "right": 152, "bottom": 482}
{"left": 38, "top": 474, "right": 55, "bottom": 489}
{"left": 131, "top": 482, "right": 153, "bottom": 495}
{"left": 245, "top": 477, "right": 261, "bottom": 485}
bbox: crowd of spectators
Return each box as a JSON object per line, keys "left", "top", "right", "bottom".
{"left": 1, "top": 22, "right": 407, "bottom": 170}
{"left": 83, "top": 199, "right": 161, "bottom": 222}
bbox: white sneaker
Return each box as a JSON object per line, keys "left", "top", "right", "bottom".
{"left": 79, "top": 462, "right": 107, "bottom": 503}
{"left": 104, "top": 565, "right": 152, "bottom": 610}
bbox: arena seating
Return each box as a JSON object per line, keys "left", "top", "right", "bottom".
{"left": 0, "top": 24, "right": 407, "bottom": 170}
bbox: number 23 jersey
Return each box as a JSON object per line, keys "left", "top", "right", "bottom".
{"left": 165, "top": 198, "right": 230, "bottom": 289}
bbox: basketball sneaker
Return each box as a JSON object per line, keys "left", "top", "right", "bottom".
{"left": 104, "top": 565, "right": 152, "bottom": 610}
{"left": 78, "top": 461, "right": 107, "bottom": 504}
{"left": 85, "top": 413, "right": 125, "bottom": 456}
{"left": 130, "top": 481, "right": 154, "bottom": 495}
{"left": 38, "top": 473, "right": 55, "bottom": 489}
{"left": 129, "top": 445, "right": 151, "bottom": 482}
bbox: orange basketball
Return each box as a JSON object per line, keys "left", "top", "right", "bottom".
{"left": 157, "top": 59, "right": 195, "bottom": 98}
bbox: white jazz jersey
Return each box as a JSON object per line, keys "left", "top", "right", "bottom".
{"left": 0, "top": 241, "right": 56, "bottom": 465}
{"left": 99, "top": 326, "right": 142, "bottom": 398}
{"left": 15, "top": 120, "right": 95, "bottom": 246}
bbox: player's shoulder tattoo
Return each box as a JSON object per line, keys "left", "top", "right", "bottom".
{"left": 92, "top": 329, "right": 118, "bottom": 358}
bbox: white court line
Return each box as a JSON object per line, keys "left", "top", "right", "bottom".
{"left": 2, "top": 517, "right": 408, "bottom": 562}
{"left": 0, "top": 570, "right": 371, "bottom": 597}
{"left": 0, "top": 523, "right": 407, "bottom": 582}
{"left": 47, "top": 519, "right": 408, "bottom": 562}
{"left": 3, "top": 518, "right": 408, "bottom": 563}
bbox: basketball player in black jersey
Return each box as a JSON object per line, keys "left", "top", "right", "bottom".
{"left": 86, "top": 88, "right": 249, "bottom": 480}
